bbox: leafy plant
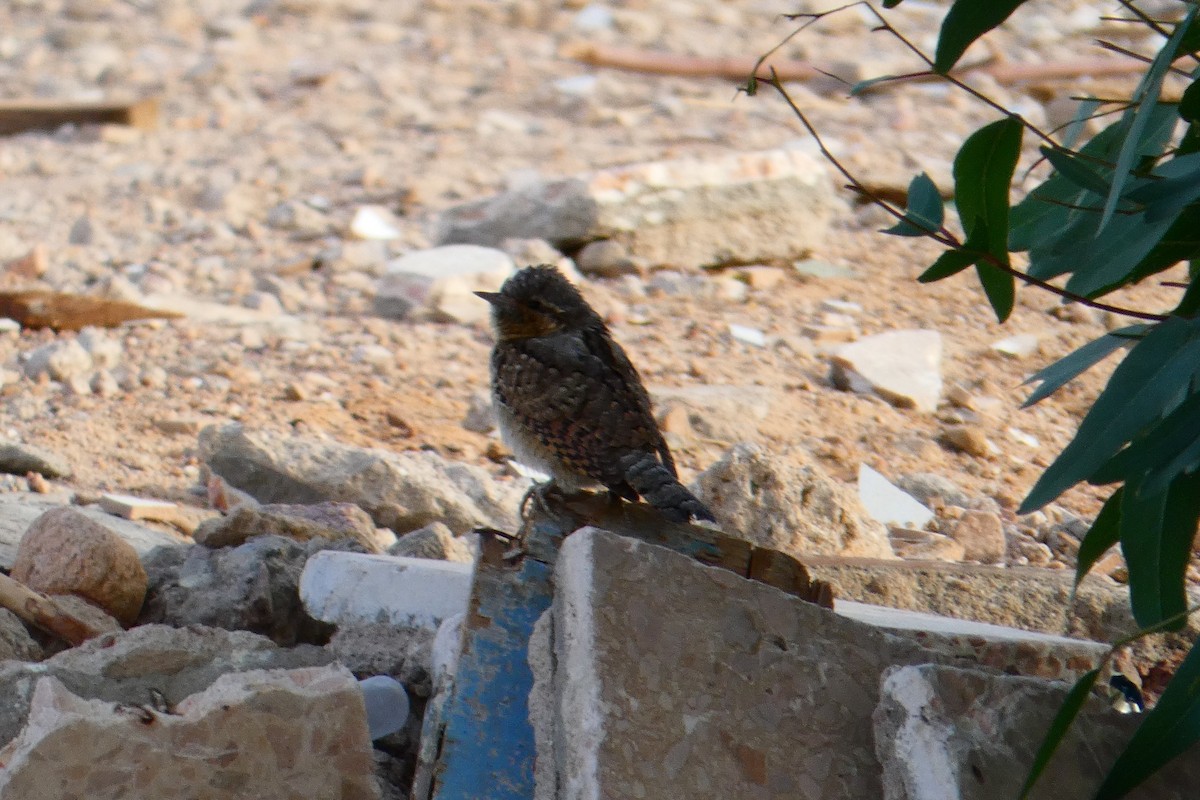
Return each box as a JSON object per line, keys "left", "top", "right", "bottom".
{"left": 754, "top": 1, "right": 1200, "bottom": 796}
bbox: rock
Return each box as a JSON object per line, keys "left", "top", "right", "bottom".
{"left": 374, "top": 244, "right": 515, "bottom": 324}
{"left": 893, "top": 473, "right": 970, "bottom": 509}
{"left": 888, "top": 528, "right": 965, "bottom": 561}
{"left": 728, "top": 323, "right": 766, "bottom": 347}
{"left": 830, "top": 329, "right": 943, "bottom": 412}
{"left": 940, "top": 424, "right": 994, "bottom": 458}
{"left": 350, "top": 205, "right": 403, "bottom": 240}
{"left": 67, "top": 215, "right": 94, "bottom": 245}
{"left": 0, "top": 666, "right": 379, "bottom": 800}
{"left": 991, "top": 333, "right": 1041, "bottom": 357}
{"left": 139, "top": 536, "right": 331, "bottom": 646}
{"left": 575, "top": 239, "right": 637, "bottom": 277}
{"left": 23, "top": 339, "right": 94, "bottom": 382}
{"left": 793, "top": 258, "right": 857, "bottom": 279}
{"left": 300, "top": 551, "right": 473, "bottom": 631}
{"left": 435, "top": 149, "right": 837, "bottom": 269}
{"left": 531, "top": 528, "right": 930, "bottom": 800}
{"left": 858, "top": 464, "right": 936, "bottom": 530}
{"left": 461, "top": 390, "right": 496, "bottom": 434}
{"left": 97, "top": 493, "right": 197, "bottom": 530}
{"left": 0, "top": 624, "right": 332, "bottom": 749}
{"left": 0, "top": 608, "right": 40, "bottom": 662}
{"left": 693, "top": 443, "right": 893, "bottom": 558}
{"left": 75, "top": 327, "right": 122, "bottom": 368}
{"left": 328, "top": 624, "right": 434, "bottom": 698}
{"left": 948, "top": 510, "right": 1006, "bottom": 564}
{"left": 650, "top": 384, "right": 775, "bottom": 443}
{"left": 0, "top": 494, "right": 186, "bottom": 570}
{"left": 0, "top": 440, "right": 71, "bottom": 478}
{"left": 388, "top": 522, "right": 475, "bottom": 563}
{"left": 192, "top": 501, "right": 381, "bottom": 552}
{"left": 875, "top": 664, "right": 1200, "bottom": 800}
{"left": 12, "top": 507, "right": 148, "bottom": 625}
{"left": 265, "top": 199, "right": 331, "bottom": 239}
{"left": 199, "top": 423, "right": 526, "bottom": 534}
{"left": 46, "top": 594, "right": 122, "bottom": 639}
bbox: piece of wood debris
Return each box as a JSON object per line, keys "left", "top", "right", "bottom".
{"left": 0, "top": 572, "right": 108, "bottom": 645}
{"left": 0, "top": 290, "right": 181, "bottom": 331}
{"left": 0, "top": 98, "right": 159, "bottom": 136}
{"left": 562, "top": 43, "right": 1147, "bottom": 89}
{"left": 99, "top": 493, "right": 199, "bottom": 535}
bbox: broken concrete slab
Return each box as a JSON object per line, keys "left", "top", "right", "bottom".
{"left": 435, "top": 149, "right": 838, "bottom": 269}
{"left": 0, "top": 665, "right": 379, "bottom": 800}
{"left": 875, "top": 664, "right": 1200, "bottom": 800}
{"left": 837, "top": 600, "right": 1105, "bottom": 681}
{"left": 299, "top": 550, "right": 473, "bottom": 631}
{"left": 831, "top": 329, "right": 943, "bottom": 412}
{"left": 199, "top": 423, "right": 527, "bottom": 534}
{"left": 803, "top": 555, "right": 1199, "bottom": 677}
{"left": 534, "top": 528, "right": 934, "bottom": 799}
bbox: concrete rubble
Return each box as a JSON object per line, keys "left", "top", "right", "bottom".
{"left": 434, "top": 149, "right": 839, "bottom": 269}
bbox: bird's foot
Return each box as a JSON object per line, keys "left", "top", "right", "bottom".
{"left": 519, "top": 480, "right": 562, "bottom": 520}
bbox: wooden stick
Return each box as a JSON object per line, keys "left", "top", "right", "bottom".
{"left": 0, "top": 572, "right": 107, "bottom": 645}
{"left": 0, "top": 98, "right": 158, "bottom": 136}
{"left": 563, "top": 42, "right": 1148, "bottom": 88}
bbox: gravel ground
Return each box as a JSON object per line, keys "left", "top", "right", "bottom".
{"left": 0, "top": 0, "right": 1188, "bottom": 570}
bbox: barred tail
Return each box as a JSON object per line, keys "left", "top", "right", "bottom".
{"left": 620, "top": 452, "right": 715, "bottom": 524}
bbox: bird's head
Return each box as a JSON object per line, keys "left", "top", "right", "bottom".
{"left": 476, "top": 265, "right": 600, "bottom": 340}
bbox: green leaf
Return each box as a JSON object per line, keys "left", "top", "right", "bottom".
{"left": 1174, "top": 270, "right": 1200, "bottom": 316}
{"left": 1098, "top": 6, "right": 1199, "bottom": 231}
{"left": 850, "top": 75, "right": 903, "bottom": 96}
{"left": 883, "top": 173, "right": 945, "bottom": 237}
{"left": 974, "top": 259, "right": 1015, "bottom": 322}
{"left": 918, "top": 248, "right": 976, "bottom": 283}
{"left": 1020, "top": 316, "right": 1200, "bottom": 513}
{"left": 934, "top": 0, "right": 1029, "bottom": 74}
{"left": 882, "top": 0, "right": 904, "bottom": 7}
{"left": 1120, "top": 471, "right": 1200, "bottom": 630}
{"left": 1075, "top": 488, "right": 1123, "bottom": 586}
{"left": 1039, "top": 146, "right": 1112, "bottom": 195}
{"left": 1125, "top": 153, "right": 1200, "bottom": 223}
{"left": 1010, "top": 104, "right": 1178, "bottom": 255}
{"left": 1094, "top": 638, "right": 1200, "bottom": 799}
{"left": 1123, "top": 203, "right": 1200, "bottom": 288}
{"left": 1041, "top": 206, "right": 1182, "bottom": 298}
{"left": 1091, "top": 391, "right": 1200, "bottom": 494}
{"left": 1061, "top": 97, "right": 1102, "bottom": 149}
{"left": 1181, "top": 79, "right": 1200, "bottom": 124}
{"left": 954, "top": 117, "right": 1023, "bottom": 258}
{"left": 1021, "top": 326, "right": 1146, "bottom": 407}
{"left": 1018, "top": 668, "right": 1101, "bottom": 799}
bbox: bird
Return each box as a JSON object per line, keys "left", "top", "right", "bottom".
{"left": 476, "top": 265, "right": 714, "bottom": 524}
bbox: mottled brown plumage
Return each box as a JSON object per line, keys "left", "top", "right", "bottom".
{"left": 477, "top": 265, "right": 713, "bottom": 523}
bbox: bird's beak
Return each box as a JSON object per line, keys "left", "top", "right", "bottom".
{"left": 474, "top": 291, "right": 503, "bottom": 305}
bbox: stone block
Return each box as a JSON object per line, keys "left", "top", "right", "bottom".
{"left": 435, "top": 149, "right": 838, "bottom": 269}
{"left": 533, "top": 528, "right": 933, "bottom": 799}
{"left": 875, "top": 664, "right": 1200, "bottom": 800}
{"left": 0, "top": 665, "right": 379, "bottom": 800}
{"left": 831, "top": 329, "right": 943, "bottom": 412}
{"left": 374, "top": 244, "right": 514, "bottom": 324}
{"left": 300, "top": 551, "right": 473, "bottom": 631}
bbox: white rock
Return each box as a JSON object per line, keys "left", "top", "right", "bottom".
{"left": 75, "top": 328, "right": 122, "bottom": 368}
{"left": 991, "top": 333, "right": 1040, "bottom": 358}
{"left": 375, "top": 244, "right": 515, "bottom": 325}
{"left": 1007, "top": 427, "right": 1040, "bottom": 448}
{"left": 431, "top": 612, "right": 465, "bottom": 686}
{"left": 350, "top": 205, "right": 403, "bottom": 240}
{"left": 857, "top": 463, "right": 935, "bottom": 529}
{"left": 299, "top": 550, "right": 473, "bottom": 630}
{"left": 23, "top": 339, "right": 94, "bottom": 382}
{"left": 728, "top": 323, "right": 766, "bottom": 347}
{"left": 831, "top": 330, "right": 943, "bottom": 412}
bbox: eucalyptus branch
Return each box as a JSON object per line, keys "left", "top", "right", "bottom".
{"left": 765, "top": 72, "right": 1171, "bottom": 323}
